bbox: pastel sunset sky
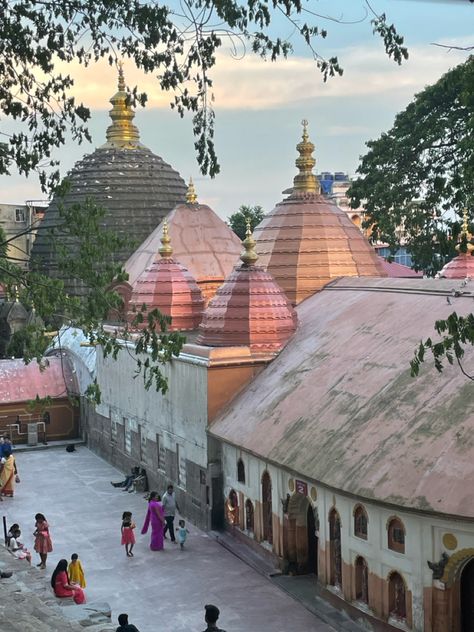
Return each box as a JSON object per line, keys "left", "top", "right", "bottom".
{"left": 1, "top": 0, "right": 473, "bottom": 220}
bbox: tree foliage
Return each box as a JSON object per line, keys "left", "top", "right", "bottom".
{"left": 0, "top": 0, "right": 408, "bottom": 399}
{"left": 228, "top": 205, "right": 266, "bottom": 240}
{"left": 349, "top": 56, "right": 474, "bottom": 276}
{"left": 0, "top": 0, "right": 407, "bottom": 188}
{"left": 349, "top": 56, "right": 474, "bottom": 380}
{"left": 0, "top": 190, "right": 184, "bottom": 399}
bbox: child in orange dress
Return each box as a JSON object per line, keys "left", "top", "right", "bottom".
{"left": 121, "top": 511, "right": 136, "bottom": 557}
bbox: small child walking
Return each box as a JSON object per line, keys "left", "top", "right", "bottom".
{"left": 177, "top": 519, "right": 189, "bottom": 550}
{"left": 68, "top": 553, "right": 86, "bottom": 588}
{"left": 121, "top": 511, "right": 136, "bottom": 557}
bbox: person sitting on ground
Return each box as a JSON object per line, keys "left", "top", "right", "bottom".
{"left": 202, "top": 604, "right": 226, "bottom": 632}
{"left": 6, "top": 523, "right": 19, "bottom": 544}
{"left": 116, "top": 612, "right": 140, "bottom": 632}
{"left": 51, "top": 559, "right": 86, "bottom": 604}
{"left": 8, "top": 526, "right": 31, "bottom": 563}
{"left": 111, "top": 467, "right": 140, "bottom": 491}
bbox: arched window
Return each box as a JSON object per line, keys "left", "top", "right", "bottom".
{"left": 226, "top": 489, "right": 239, "bottom": 526}
{"left": 245, "top": 499, "right": 254, "bottom": 532}
{"left": 387, "top": 517, "right": 405, "bottom": 554}
{"left": 388, "top": 572, "right": 407, "bottom": 621}
{"left": 237, "top": 458, "right": 245, "bottom": 484}
{"left": 353, "top": 505, "right": 368, "bottom": 540}
{"left": 261, "top": 471, "right": 273, "bottom": 544}
{"left": 329, "top": 508, "right": 342, "bottom": 587}
{"left": 355, "top": 556, "right": 369, "bottom": 604}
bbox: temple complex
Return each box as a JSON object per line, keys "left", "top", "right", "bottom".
{"left": 2, "top": 103, "right": 474, "bottom": 632}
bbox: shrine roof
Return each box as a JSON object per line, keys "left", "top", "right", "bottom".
{"left": 210, "top": 276, "right": 474, "bottom": 518}
{"left": 0, "top": 357, "right": 77, "bottom": 404}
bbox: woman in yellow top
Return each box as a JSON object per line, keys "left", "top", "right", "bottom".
{"left": 0, "top": 449, "right": 18, "bottom": 498}
{"left": 68, "top": 553, "right": 86, "bottom": 588}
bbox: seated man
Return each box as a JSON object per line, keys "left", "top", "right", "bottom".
{"left": 111, "top": 466, "right": 140, "bottom": 490}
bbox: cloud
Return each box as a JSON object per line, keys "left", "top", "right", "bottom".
{"left": 55, "top": 40, "right": 468, "bottom": 114}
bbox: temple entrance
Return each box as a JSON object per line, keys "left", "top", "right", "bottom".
{"left": 262, "top": 471, "right": 273, "bottom": 544}
{"left": 286, "top": 494, "right": 318, "bottom": 575}
{"left": 461, "top": 559, "right": 474, "bottom": 631}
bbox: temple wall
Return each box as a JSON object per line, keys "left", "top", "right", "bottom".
{"left": 220, "top": 442, "right": 474, "bottom": 632}
{"left": 82, "top": 349, "right": 211, "bottom": 530}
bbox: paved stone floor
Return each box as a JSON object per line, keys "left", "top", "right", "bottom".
{"left": 4, "top": 447, "right": 337, "bottom": 632}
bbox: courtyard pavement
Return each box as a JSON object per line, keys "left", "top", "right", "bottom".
{"left": 4, "top": 446, "right": 337, "bottom": 632}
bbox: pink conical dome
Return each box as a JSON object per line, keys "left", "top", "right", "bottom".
{"left": 128, "top": 221, "right": 204, "bottom": 331}
{"left": 439, "top": 252, "right": 474, "bottom": 279}
{"left": 255, "top": 121, "right": 386, "bottom": 305}
{"left": 196, "top": 223, "right": 297, "bottom": 354}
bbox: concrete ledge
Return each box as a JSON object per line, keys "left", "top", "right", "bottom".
{"left": 13, "top": 439, "right": 85, "bottom": 453}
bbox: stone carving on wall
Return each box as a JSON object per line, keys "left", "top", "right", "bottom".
{"left": 427, "top": 552, "right": 450, "bottom": 580}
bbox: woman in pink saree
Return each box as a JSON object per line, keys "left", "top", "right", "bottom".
{"left": 141, "top": 491, "right": 165, "bottom": 551}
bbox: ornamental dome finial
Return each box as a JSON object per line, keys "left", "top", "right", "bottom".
{"left": 240, "top": 218, "right": 259, "bottom": 266}
{"left": 186, "top": 177, "right": 198, "bottom": 204}
{"left": 102, "top": 62, "right": 143, "bottom": 149}
{"left": 456, "top": 208, "right": 474, "bottom": 253}
{"left": 159, "top": 219, "right": 173, "bottom": 258}
{"left": 293, "top": 119, "right": 320, "bottom": 194}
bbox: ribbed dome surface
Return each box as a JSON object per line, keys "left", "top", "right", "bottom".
{"left": 196, "top": 264, "right": 297, "bottom": 354}
{"left": 31, "top": 147, "right": 187, "bottom": 295}
{"left": 439, "top": 252, "right": 474, "bottom": 279}
{"left": 128, "top": 255, "right": 204, "bottom": 332}
{"left": 254, "top": 191, "right": 386, "bottom": 305}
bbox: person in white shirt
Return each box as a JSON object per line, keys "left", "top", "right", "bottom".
{"left": 161, "top": 484, "right": 180, "bottom": 543}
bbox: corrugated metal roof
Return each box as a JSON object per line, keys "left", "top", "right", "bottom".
{"left": 0, "top": 357, "right": 76, "bottom": 403}
{"left": 210, "top": 276, "right": 474, "bottom": 517}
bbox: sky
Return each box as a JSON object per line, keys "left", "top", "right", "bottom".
{"left": 1, "top": 0, "right": 473, "bottom": 220}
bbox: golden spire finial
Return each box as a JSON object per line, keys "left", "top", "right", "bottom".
{"left": 456, "top": 208, "right": 474, "bottom": 253}
{"left": 240, "top": 218, "right": 259, "bottom": 266}
{"left": 159, "top": 219, "right": 173, "bottom": 258}
{"left": 186, "top": 177, "right": 198, "bottom": 204}
{"left": 14, "top": 285, "right": 19, "bottom": 302}
{"left": 293, "top": 119, "right": 320, "bottom": 194}
{"left": 101, "top": 62, "right": 143, "bottom": 150}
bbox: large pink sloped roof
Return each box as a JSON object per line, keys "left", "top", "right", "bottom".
{"left": 0, "top": 357, "right": 77, "bottom": 404}
{"left": 210, "top": 277, "right": 474, "bottom": 518}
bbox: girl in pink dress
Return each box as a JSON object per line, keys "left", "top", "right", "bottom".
{"left": 33, "top": 513, "right": 53, "bottom": 569}
{"left": 51, "top": 559, "right": 86, "bottom": 604}
{"left": 121, "top": 511, "right": 136, "bottom": 557}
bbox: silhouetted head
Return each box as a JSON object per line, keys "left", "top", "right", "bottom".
{"left": 205, "top": 604, "right": 220, "bottom": 624}
{"left": 71, "top": 553, "right": 78, "bottom": 561}
{"left": 35, "top": 513, "right": 46, "bottom": 522}
{"left": 118, "top": 613, "right": 129, "bottom": 626}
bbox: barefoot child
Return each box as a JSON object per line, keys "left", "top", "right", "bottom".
{"left": 9, "top": 527, "right": 31, "bottom": 563}
{"left": 68, "top": 553, "right": 86, "bottom": 588}
{"left": 177, "top": 519, "right": 189, "bottom": 550}
{"left": 121, "top": 511, "right": 136, "bottom": 557}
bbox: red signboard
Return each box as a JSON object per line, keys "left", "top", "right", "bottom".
{"left": 295, "top": 480, "right": 308, "bottom": 496}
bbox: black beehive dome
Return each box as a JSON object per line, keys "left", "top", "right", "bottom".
{"left": 31, "top": 65, "right": 186, "bottom": 296}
